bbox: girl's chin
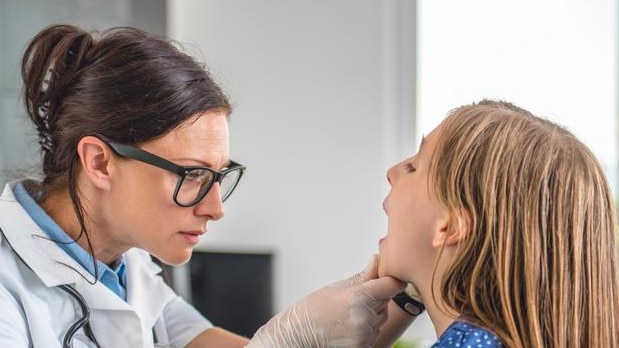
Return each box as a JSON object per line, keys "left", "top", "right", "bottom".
{"left": 377, "top": 256, "right": 387, "bottom": 278}
{"left": 377, "top": 257, "right": 408, "bottom": 283}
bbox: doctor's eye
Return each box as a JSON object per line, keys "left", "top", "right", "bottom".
{"left": 185, "top": 169, "right": 213, "bottom": 183}
{"left": 404, "top": 162, "right": 416, "bottom": 173}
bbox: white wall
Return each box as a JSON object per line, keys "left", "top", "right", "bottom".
{"left": 168, "top": 0, "right": 617, "bottom": 345}
{"left": 418, "top": 0, "right": 618, "bottom": 194}
{"left": 411, "top": 0, "right": 617, "bottom": 345}
{"left": 167, "top": 0, "right": 415, "bottom": 321}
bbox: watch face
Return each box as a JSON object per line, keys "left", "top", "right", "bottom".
{"left": 404, "top": 302, "right": 424, "bottom": 316}
{"left": 393, "top": 292, "right": 426, "bottom": 316}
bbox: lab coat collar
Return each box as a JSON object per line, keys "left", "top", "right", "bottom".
{"left": 0, "top": 183, "right": 170, "bottom": 317}
{"left": 0, "top": 182, "right": 88, "bottom": 288}
{"left": 0, "top": 182, "right": 175, "bottom": 346}
{"left": 70, "top": 248, "right": 171, "bottom": 331}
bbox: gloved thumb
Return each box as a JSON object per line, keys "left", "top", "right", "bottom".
{"left": 349, "top": 254, "right": 380, "bottom": 286}
{"left": 358, "top": 276, "right": 406, "bottom": 311}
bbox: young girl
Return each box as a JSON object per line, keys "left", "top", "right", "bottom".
{"left": 379, "top": 100, "right": 619, "bottom": 347}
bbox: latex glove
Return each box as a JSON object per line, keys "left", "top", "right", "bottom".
{"left": 246, "top": 255, "right": 405, "bottom": 348}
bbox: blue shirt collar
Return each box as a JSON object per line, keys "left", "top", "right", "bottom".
{"left": 13, "top": 181, "right": 127, "bottom": 300}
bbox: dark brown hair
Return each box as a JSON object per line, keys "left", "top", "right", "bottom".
{"left": 21, "top": 24, "right": 231, "bottom": 264}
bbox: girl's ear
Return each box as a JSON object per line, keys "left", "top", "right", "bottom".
{"left": 432, "top": 208, "right": 471, "bottom": 248}
{"left": 76, "top": 136, "right": 114, "bottom": 190}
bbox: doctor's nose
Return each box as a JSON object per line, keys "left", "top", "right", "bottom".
{"left": 193, "top": 183, "right": 225, "bottom": 221}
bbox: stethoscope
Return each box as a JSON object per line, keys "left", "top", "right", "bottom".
{"left": 57, "top": 284, "right": 100, "bottom": 348}
{"left": 1, "top": 226, "right": 100, "bottom": 347}
{"left": 1, "top": 226, "right": 173, "bottom": 347}
{"left": 56, "top": 275, "right": 170, "bottom": 347}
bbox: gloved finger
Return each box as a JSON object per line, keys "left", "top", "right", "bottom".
{"left": 373, "top": 306, "right": 389, "bottom": 328}
{"left": 351, "top": 313, "right": 386, "bottom": 348}
{"left": 367, "top": 304, "right": 390, "bottom": 328}
{"left": 358, "top": 325, "right": 380, "bottom": 348}
{"left": 335, "top": 326, "right": 379, "bottom": 348}
{"left": 350, "top": 298, "right": 389, "bottom": 325}
{"left": 349, "top": 254, "right": 380, "bottom": 286}
{"left": 361, "top": 254, "right": 380, "bottom": 280}
{"left": 358, "top": 276, "right": 405, "bottom": 305}
{"left": 350, "top": 297, "right": 390, "bottom": 332}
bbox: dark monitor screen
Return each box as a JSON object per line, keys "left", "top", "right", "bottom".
{"left": 189, "top": 251, "right": 273, "bottom": 338}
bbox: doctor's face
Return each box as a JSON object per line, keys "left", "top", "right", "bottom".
{"left": 106, "top": 110, "right": 231, "bottom": 265}
{"left": 378, "top": 127, "right": 448, "bottom": 284}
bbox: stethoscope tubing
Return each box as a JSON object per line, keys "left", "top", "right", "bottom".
{"left": 0, "top": 227, "right": 100, "bottom": 348}
{"left": 58, "top": 284, "right": 100, "bottom": 348}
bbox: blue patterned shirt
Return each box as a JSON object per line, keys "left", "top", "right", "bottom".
{"left": 431, "top": 320, "right": 502, "bottom": 348}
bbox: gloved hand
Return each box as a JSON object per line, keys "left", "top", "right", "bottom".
{"left": 246, "top": 255, "right": 405, "bottom": 348}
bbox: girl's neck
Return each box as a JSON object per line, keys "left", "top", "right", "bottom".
{"left": 425, "top": 300, "right": 459, "bottom": 338}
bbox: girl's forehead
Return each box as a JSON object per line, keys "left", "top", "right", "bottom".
{"left": 417, "top": 126, "right": 442, "bottom": 156}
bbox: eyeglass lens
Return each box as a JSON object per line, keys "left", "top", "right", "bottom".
{"left": 175, "top": 167, "right": 242, "bottom": 205}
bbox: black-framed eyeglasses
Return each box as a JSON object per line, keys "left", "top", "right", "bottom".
{"left": 97, "top": 136, "right": 246, "bottom": 207}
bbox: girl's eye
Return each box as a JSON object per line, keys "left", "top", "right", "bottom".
{"left": 405, "top": 162, "right": 416, "bottom": 173}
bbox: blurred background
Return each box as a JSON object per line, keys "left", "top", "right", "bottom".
{"left": 0, "top": 1, "right": 616, "bottom": 346}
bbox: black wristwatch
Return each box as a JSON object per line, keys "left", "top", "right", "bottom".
{"left": 392, "top": 291, "right": 426, "bottom": 316}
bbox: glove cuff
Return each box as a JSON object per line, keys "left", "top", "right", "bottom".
{"left": 392, "top": 291, "right": 425, "bottom": 316}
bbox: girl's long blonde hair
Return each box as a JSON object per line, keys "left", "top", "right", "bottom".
{"left": 431, "top": 100, "right": 619, "bottom": 347}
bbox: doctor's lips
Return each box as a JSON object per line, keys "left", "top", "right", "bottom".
{"left": 179, "top": 230, "right": 204, "bottom": 244}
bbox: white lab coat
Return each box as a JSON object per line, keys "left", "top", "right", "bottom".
{"left": 0, "top": 182, "right": 212, "bottom": 347}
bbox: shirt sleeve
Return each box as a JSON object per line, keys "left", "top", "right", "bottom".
{"left": 160, "top": 295, "right": 213, "bottom": 347}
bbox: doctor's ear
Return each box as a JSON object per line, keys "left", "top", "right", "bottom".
{"left": 76, "top": 136, "right": 114, "bottom": 190}
{"left": 432, "top": 209, "right": 471, "bottom": 248}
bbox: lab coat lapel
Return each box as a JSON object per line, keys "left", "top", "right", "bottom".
{"left": 0, "top": 183, "right": 89, "bottom": 287}
{"left": 1, "top": 183, "right": 148, "bottom": 346}
{"left": 1, "top": 184, "right": 133, "bottom": 311}
{"left": 125, "top": 249, "right": 176, "bottom": 330}
{"left": 1, "top": 183, "right": 176, "bottom": 346}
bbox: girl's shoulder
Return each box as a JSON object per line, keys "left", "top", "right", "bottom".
{"left": 430, "top": 320, "right": 502, "bottom": 348}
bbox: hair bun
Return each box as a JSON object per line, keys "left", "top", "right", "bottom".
{"left": 22, "top": 24, "right": 95, "bottom": 154}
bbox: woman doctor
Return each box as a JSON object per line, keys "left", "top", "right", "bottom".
{"left": 0, "top": 24, "right": 405, "bottom": 347}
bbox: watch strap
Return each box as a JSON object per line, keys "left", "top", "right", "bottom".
{"left": 392, "top": 291, "right": 425, "bottom": 316}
